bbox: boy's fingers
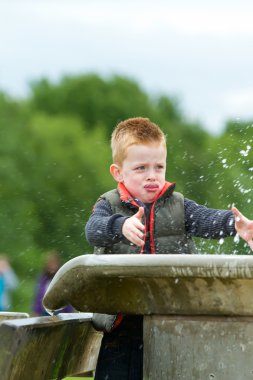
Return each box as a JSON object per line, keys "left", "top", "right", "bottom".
{"left": 132, "top": 218, "right": 144, "bottom": 231}
{"left": 123, "top": 221, "right": 143, "bottom": 240}
{"left": 126, "top": 231, "right": 143, "bottom": 247}
{"left": 133, "top": 237, "right": 144, "bottom": 247}
{"left": 134, "top": 220, "right": 145, "bottom": 231}
{"left": 136, "top": 234, "right": 145, "bottom": 246}
{"left": 248, "top": 240, "right": 253, "bottom": 251}
{"left": 133, "top": 226, "right": 144, "bottom": 246}
{"left": 132, "top": 226, "right": 144, "bottom": 240}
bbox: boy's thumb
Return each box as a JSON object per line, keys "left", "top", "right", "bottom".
{"left": 232, "top": 206, "right": 239, "bottom": 215}
{"left": 232, "top": 207, "right": 243, "bottom": 223}
{"left": 135, "top": 207, "right": 144, "bottom": 220}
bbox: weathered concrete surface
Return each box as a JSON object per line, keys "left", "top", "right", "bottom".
{"left": 43, "top": 254, "right": 253, "bottom": 316}
{"left": 0, "top": 313, "right": 102, "bottom": 380}
{"left": 144, "top": 315, "right": 253, "bottom": 380}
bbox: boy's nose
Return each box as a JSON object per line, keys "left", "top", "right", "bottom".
{"left": 146, "top": 169, "right": 156, "bottom": 180}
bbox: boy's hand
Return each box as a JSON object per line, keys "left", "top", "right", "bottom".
{"left": 122, "top": 207, "right": 145, "bottom": 247}
{"left": 232, "top": 207, "right": 253, "bottom": 251}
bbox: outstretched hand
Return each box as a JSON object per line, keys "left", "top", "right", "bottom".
{"left": 232, "top": 207, "right": 253, "bottom": 251}
{"left": 122, "top": 207, "right": 145, "bottom": 247}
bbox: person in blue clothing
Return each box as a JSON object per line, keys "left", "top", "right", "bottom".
{"left": 0, "top": 275, "right": 5, "bottom": 311}
{"left": 85, "top": 117, "right": 253, "bottom": 380}
{"left": 0, "top": 255, "right": 19, "bottom": 311}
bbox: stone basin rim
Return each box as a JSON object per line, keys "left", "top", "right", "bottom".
{"left": 48, "top": 254, "right": 253, "bottom": 284}
{"left": 43, "top": 254, "right": 253, "bottom": 315}
{"left": 64, "top": 254, "right": 253, "bottom": 266}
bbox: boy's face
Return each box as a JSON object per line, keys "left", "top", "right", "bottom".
{"left": 110, "top": 143, "right": 167, "bottom": 203}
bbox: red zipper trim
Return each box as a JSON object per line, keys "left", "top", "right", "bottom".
{"left": 150, "top": 202, "right": 156, "bottom": 254}
{"left": 149, "top": 181, "right": 176, "bottom": 254}
{"left": 118, "top": 181, "right": 175, "bottom": 254}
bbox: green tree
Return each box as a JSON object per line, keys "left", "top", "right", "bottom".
{"left": 29, "top": 74, "right": 155, "bottom": 135}
{"left": 0, "top": 93, "right": 39, "bottom": 264}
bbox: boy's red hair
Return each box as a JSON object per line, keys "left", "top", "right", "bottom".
{"left": 111, "top": 117, "right": 166, "bottom": 165}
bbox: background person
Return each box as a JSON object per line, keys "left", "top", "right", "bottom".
{"left": 0, "top": 254, "right": 19, "bottom": 311}
{"left": 32, "top": 250, "right": 74, "bottom": 316}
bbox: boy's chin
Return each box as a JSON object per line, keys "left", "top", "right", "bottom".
{"left": 141, "top": 193, "right": 158, "bottom": 203}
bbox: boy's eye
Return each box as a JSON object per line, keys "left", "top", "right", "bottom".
{"left": 135, "top": 166, "right": 145, "bottom": 171}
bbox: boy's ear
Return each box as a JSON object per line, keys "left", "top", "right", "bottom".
{"left": 110, "top": 164, "right": 123, "bottom": 182}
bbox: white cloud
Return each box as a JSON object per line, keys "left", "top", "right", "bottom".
{"left": 221, "top": 89, "right": 253, "bottom": 117}
{"left": 3, "top": 1, "right": 253, "bottom": 37}
{"left": 1, "top": 0, "right": 253, "bottom": 134}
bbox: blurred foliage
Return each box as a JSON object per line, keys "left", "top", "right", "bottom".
{"left": 0, "top": 74, "right": 252, "bottom": 312}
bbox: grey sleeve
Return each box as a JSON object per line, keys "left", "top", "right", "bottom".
{"left": 184, "top": 198, "right": 236, "bottom": 239}
{"left": 85, "top": 198, "right": 128, "bottom": 247}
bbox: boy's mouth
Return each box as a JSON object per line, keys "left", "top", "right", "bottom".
{"left": 144, "top": 184, "right": 159, "bottom": 192}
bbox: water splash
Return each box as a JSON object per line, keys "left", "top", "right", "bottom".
{"left": 240, "top": 145, "right": 251, "bottom": 157}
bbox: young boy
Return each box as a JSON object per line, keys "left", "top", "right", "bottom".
{"left": 85, "top": 117, "right": 253, "bottom": 380}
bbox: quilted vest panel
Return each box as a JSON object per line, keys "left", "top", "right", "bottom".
{"left": 94, "top": 189, "right": 196, "bottom": 255}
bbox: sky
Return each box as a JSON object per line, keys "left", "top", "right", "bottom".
{"left": 1, "top": 0, "right": 253, "bottom": 135}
